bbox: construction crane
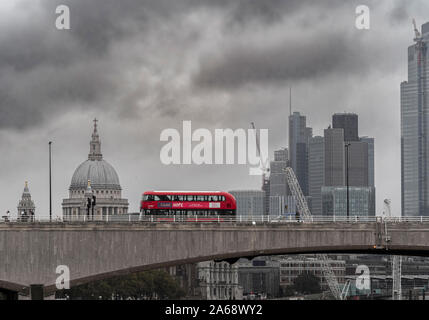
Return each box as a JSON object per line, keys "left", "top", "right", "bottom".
{"left": 341, "top": 280, "right": 352, "bottom": 300}
{"left": 383, "top": 199, "right": 402, "bottom": 300}
{"left": 413, "top": 18, "right": 422, "bottom": 40}
{"left": 250, "top": 122, "right": 270, "bottom": 186}
{"left": 284, "top": 167, "right": 345, "bottom": 300}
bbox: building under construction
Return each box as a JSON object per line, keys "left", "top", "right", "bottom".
{"left": 401, "top": 21, "right": 429, "bottom": 216}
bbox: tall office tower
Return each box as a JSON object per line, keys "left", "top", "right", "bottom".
{"left": 333, "top": 113, "right": 359, "bottom": 142}
{"left": 360, "top": 137, "right": 375, "bottom": 187}
{"left": 324, "top": 127, "right": 345, "bottom": 187}
{"left": 308, "top": 136, "right": 325, "bottom": 215}
{"left": 332, "top": 113, "right": 369, "bottom": 185}
{"left": 289, "top": 112, "right": 312, "bottom": 195}
{"left": 348, "top": 141, "right": 369, "bottom": 187}
{"left": 321, "top": 116, "right": 374, "bottom": 216}
{"left": 325, "top": 120, "right": 370, "bottom": 187}
{"left": 270, "top": 149, "right": 288, "bottom": 199}
{"left": 269, "top": 148, "right": 288, "bottom": 216}
{"left": 401, "top": 21, "right": 429, "bottom": 216}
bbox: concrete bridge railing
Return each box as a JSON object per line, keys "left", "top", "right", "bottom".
{"left": 2, "top": 214, "right": 429, "bottom": 224}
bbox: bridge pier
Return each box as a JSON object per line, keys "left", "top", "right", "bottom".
{"left": 30, "top": 284, "right": 44, "bottom": 300}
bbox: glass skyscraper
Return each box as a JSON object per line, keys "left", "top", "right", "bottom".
{"left": 269, "top": 148, "right": 288, "bottom": 216}
{"left": 401, "top": 22, "right": 429, "bottom": 216}
{"left": 360, "top": 137, "right": 375, "bottom": 187}
{"left": 333, "top": 113, "right": 359, "bottom": 142}
{"left": 288, "top": 112, "right": 312, "bottom": 196}
{"left": 308, "top": 136, "right": 325, "bottom": 215}
{"left": 318, "top": 115, "right": 375, "bottom": 216}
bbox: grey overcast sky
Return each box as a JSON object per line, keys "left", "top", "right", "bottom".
{"left": 0, "top": 0, "right": 427, "bottom": 217}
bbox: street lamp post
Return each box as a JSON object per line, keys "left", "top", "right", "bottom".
{"left": 49, "top": 141, "right": 52, "bottom": 222}
{"left": 92, "top": 195, "right": 96, "bottom": 219}
{"left": 87, "top": 197, "right": 91, "bottom": 219}
{"left": 345, "top": 143, "right": 351, "bottom": 219}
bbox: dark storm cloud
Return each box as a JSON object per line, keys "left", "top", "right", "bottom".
{"left": 211, "top": 0, "right": 298, "bottom": 26}
{"left": 389, "top": 0, "right": 409, "bottom": 23}
{"left": 39, "top": 0, "right": 208, "bottom": 54}
{"left": 50, "top": 0, "right": 154, "bottom": 54}
{"left": 0, "top": 0, "right": 198, "bottom": 130}
{"left": 0, "top": 0, "right": 369, "bottom": 130}
{"left": 201, "top": 0, "right": 348, "bottom": 26}
{"left": 193, "top": 32, "right": 366, "bottom": 89}
{"left": 0, "top": 60, "right": 116, "bottom": 128}
{"left": 192, "top": 0, "right": 387, "bottom": 89}
{"left": 0, "top": 0, "right": 414, "bottom": 130}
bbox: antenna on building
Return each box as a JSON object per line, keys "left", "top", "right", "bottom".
{"left": 289, "top": 87, "right": 292, "bottom": 116}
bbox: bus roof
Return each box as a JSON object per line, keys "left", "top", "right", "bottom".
{"left": 145, "top": 191, "right": 223, "bottom": 194}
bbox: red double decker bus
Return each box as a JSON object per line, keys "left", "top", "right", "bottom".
{"left": 141, "top": 191, "right": 236, "bottom": 216}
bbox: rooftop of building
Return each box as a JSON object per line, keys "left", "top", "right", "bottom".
{"left": 229, "top": 190, "right": 265, "bottom": 194}
{"left": 333, "top": 112, "right": 358, "bottom": 116}
{"left": 422, "top": 21, "right": 429, "bottom": 35}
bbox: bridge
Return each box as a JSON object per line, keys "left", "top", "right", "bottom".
{"left": 1, "top": 216, "right": 429, "bottom": 299}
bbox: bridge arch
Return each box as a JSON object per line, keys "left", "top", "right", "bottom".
{"left": 43, "top": 246, "right": 429, "bottom": 295}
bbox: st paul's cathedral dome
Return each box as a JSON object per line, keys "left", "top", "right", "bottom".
{"left": 62, "top": 119, "right": 129, "bottom": 217}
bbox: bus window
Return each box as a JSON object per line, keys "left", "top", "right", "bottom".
{"left": 187, "top": 195, "right": 194, "bottom": 201}
{"left": 197, "top": 195, "right": 205, "bottom": 201}
{"left": 177, "top": 195, "right": 184, "bottom": 201}
{"left": 147, "top": 195, "right": 155, "bottom": 201}
{"left": 212, "top": 195, "right": 218, "bottom": 201}
{"left": 155, "top": 195, "right": 169, "bottom": 201}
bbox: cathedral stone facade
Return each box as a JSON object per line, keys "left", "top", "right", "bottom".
{"left": 62, "top": 120, "right": 129, "bottom": 217}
